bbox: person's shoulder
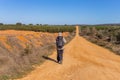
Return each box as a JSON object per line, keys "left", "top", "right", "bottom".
{"left": 63, "top": 37, "right": 65, "bottom": 39}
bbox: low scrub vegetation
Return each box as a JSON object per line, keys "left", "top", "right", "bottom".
{"left": 0, "top": 24, "right": 75, "bottom": 33}
{"left": 80, "top": 26, "right": 120, "bottom": 55}
{"left": 0, "top": 25, "right": 75, "bottom": 80}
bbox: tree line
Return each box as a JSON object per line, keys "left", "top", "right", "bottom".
{"left": 0, "top": 23, "right": 75, "bottom": 33}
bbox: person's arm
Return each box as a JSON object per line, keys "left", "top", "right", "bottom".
{"left": 63, "top": 37, "right": 67, "bottom": 44}
{"left": 54, "top": 37, "right": 58, "bottom": 44}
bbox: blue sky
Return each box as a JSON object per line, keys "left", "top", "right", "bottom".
{"left": 0, "top": 0, "right": 120, "bottom": 24}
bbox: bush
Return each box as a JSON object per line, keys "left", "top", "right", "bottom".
{"left": 80, "top": 25, "right": 120, "bottom": 55}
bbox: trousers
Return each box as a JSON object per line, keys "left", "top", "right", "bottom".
{"left": 57, "top": 50, "right": 63, "bottom": 62}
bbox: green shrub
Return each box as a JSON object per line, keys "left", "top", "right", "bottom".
{"left": 0, "top": 25, "right": 75, "bottom": 33}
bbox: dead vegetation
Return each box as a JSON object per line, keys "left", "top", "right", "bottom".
{"left": 0, "top": 30, "right": 75, "bottom": 80}
{"left": 80, "top": 26, "right": 120, "bottom": 55}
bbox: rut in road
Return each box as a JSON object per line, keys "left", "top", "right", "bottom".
{"left": 18, "top": 26, "right": 120, "bottom": 80}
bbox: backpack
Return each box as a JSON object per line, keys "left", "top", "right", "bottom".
{"left": 56, "top": 36, "right": 64, "bottom": 48}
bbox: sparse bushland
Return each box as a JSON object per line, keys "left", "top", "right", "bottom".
{"left": 80, "top": 26, "right": 120, "bottom": 55}
{"left": 0, "top": 26, "right": 75, "bottom": 80}
{"left": 0, "top": 24, "right": 75, "bottom": 33}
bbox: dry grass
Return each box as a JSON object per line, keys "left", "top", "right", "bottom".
{"left": 0, "top": 30, "right": 75, "bottom": 80}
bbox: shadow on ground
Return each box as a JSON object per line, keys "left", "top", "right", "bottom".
{"left": 42, "top": 56, "right": 57, "bottom": 63}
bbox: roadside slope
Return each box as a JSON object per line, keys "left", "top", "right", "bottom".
{"left": 18, "top": 26, "right": 120, "bottom": 80}
{"left": 0, "top": 30, "right": 70, "bottom": 78}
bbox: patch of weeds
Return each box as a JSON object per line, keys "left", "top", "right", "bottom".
{"left": 0, "top": 75, "right": 10, "bottom": 80}
{"left": 21, "top": 44, "right": 32, "bottom": 56}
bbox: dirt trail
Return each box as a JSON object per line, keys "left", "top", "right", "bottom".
{"left": 18, "top": 26, "right": 120, "bottom": 80}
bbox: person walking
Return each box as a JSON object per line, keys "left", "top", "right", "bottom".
{"left": 56, "top": 32, "right": 67, "bottom": 64}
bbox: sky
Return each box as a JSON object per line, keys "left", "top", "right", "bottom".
{"left": 0, "top": 0, "right": 120, "bottom": 25}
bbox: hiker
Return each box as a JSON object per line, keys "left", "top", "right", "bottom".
{"left": 56, "top": 32, "right": 67, "bottom": 64}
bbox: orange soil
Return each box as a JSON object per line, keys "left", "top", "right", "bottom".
{"left": 17, "top": 26, "right": 120, "bottom": 80}
{"left": 0, "top": 30, "right": 69, "bottom": 51}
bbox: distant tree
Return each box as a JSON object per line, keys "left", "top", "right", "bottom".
{"left": 40, "top": 24, "right": 42, "bottom": 26}
{"left": 16, "top": 22, "right": 22, "bottom": 26}
{"left": 0, "top": 23, "right": 3, "bottom": 25}
{"left": 36, "top": 24, "right": 39, "bottom": 26}
{"left": 29, "top": 24, "right": 33, "bottom": 26}
{"left": 64, "top": 24, "right": 67, "bottom": 26}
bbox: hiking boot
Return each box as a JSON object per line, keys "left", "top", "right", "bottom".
{"left": 57, "top": 61, "right": 60, "bottom": 63}
{"left": 59, "top": 61, "right": 62, "bottom": 64}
